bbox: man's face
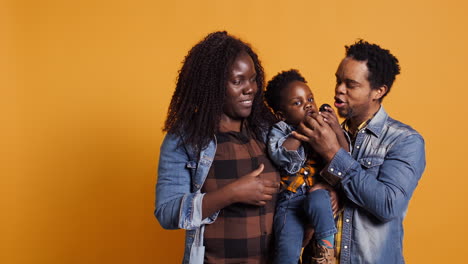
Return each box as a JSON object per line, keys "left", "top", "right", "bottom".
{"left": 334, "top": 57, "right": 382, "bottom": 123}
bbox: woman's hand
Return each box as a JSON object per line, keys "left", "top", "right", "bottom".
{"left": 202, "top": 163, "right": 279, "bottom": 218}
{"left": 228, "top": 164, "right": 280, "bottom": 206}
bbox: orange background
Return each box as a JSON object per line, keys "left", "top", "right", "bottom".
{"left": 2, "top": 0, "right": 467, "bottom": 263}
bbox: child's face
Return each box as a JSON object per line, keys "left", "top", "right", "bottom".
{"left": 279, "top": 81, "right": 318, "bottom": 126}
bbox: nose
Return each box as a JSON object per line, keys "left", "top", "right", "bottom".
{"left": 335, "top": 82, "right": 346, "bottom": 95}
{"left": 243, "top": 80, "right": 257, "bottom": 94}
{"left": 304, "top": 102, "right": 312, "bottom": 110}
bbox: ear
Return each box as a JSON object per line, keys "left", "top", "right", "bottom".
{"left": 372, "top": 85, "right": 388, "bottom": 101}
{"left": 275, "top": 111, "right": 286, "bottom": 121}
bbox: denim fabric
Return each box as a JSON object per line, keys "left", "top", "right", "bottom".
{"left": 269, "top": 121, "right": 337, "bottom": 264}
{"left": 321, "top": 106, "right": 426, "bottom": 264}
{"left": 155, "top": 133, "right": 218, "bottom": 264}
{"left": 267, "top": 121, "right": 306, "bottom": 175}
{"left": 155, "top": 130, "right": 269, "bottom": 264}
{"left": 304, "top": 190, "right": 337, "bottom": 239}
{"left": 273, "top": 187, "right": 337, "bottom": 264}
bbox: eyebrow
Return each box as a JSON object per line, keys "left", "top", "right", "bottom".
{"left": 231, "top": 72, "right": 256, "bottom": 78}
{"left": 288, "top": 94, "right": 313, "bottom": 101}
{"left": 336, "top": 74, "right": 360, "bottom": 85}
{"left": 346, "top": 79, "right": 360, "bottom": 85}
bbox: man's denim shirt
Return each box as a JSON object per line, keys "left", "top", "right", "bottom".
{"left": 267, "top": 121, "right": 306, "bottom": 175}
{"left": 155, "top": 133, "right": 219, "bottom": 264}
{"left": 321, "top": 106, "right": 426, "bottom": 264}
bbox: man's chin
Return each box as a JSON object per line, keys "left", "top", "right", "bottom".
{"left": 338, "top": 108, "right": 353, "bottom": 119}
{"left": 337, "top": 109, "right": 347, "bottom": 118}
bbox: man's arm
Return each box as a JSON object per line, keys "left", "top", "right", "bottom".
{"left": 292, "top": 114, "right": 426, "bottom": 221}
{"left": 322, "top": 134, "right": 425, "bottom": 221}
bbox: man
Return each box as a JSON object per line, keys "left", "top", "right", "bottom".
{"left": 295, "top": 40, "right": 426, "bottom": 264}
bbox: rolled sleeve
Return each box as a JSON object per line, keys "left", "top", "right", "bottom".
{"left": 178, "top": 193, "right": 219, "bottom": 229}
{"left": 155, "top": 134, "right": 219, "bottom": 230}
{"left": 323, "top": 134, "right": 425, "bottom": 222}
{"left": 268, "top": 122, "right": 306, "bottom": 174}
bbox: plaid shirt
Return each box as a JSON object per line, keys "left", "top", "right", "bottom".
{"left": 334, "top": 212, "right": 343, "bottom": 264}
{"left": 201, "top": 128, "right": 280, "bottom": 264}
{"left": 281, "top": 159, "right": 318, "bottom": 192}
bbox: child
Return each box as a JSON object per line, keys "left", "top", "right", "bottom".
{"left": 265, "top": 69, "right": 349, "bottom": 264}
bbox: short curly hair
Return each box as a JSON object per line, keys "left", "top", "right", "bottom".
{"left": 265, "top": 69, "right": 307, "bottom": 112}
{"left": 346, "top": 40, "right": 401, "bottom": 100}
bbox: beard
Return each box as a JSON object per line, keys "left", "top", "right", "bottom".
{"left": 337, "top": 106, "right": 354, "bottom": 120}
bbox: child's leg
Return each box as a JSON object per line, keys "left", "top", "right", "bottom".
{"left": 304, "top": 189, "right": 337, "bottom": 248}
{"left": 273, "top": 188, "right": 308, "bottom": 264}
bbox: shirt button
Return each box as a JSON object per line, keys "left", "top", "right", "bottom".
{"left": 338, "top": 172, "right": 342, "bottom": 176}
{"left": 367, "top": 161, "right": 371, "bottom": 165}
{"left": 344, "top": 245, "right": 348, "bottom": 249}
{"left": 330, "top": 168, "right": 334, "bottom": 172}
{"left": 356, "top": 145, "right": 360, "bottom": 149}
{"left": 361, "top": 130, "right": 365, "bottom": 133}
{"left": 345, "top": 218, "right": 350, "bottom": 222}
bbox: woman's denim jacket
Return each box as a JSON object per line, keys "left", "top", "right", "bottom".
{"left": 155, "top": 133, "right": 218, "bottom": 264}
{"left": 155, "top": 130, "right": 268, "bottom": 264}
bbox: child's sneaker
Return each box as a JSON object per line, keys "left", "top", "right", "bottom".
{"left": 310, "top": 241, "right": 336, "bottom": 264}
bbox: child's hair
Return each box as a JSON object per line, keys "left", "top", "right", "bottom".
{"left": 265, "top": 69, "right": 307, "bottom": 112}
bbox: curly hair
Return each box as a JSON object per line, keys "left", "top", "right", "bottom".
{"left": 264, "top": 69, "right": 307, "bottom": 112}
{"left": 346, "top": 39, "right": 401, "bottom": 100}
{"left": 164, "top": 31, "right": 276, "bottom": 153}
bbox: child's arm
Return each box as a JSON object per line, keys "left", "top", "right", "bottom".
{"left": 282, "top": 135, "right": 302, "bottom": 151}
{"left": 268, "top": 121, "right": 306, "bottom": 174}
{"left": 320, "top": 106, "right": 350, "bottom": 152}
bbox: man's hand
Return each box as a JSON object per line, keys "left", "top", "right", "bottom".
{"left": 292, "top": 113, "right": 341, "bottom": 162}
{"left": 319, "top": 106, "right": 342, "bottom": 135}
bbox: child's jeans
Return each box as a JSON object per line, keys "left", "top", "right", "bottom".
{"left": 273, "top": 185, "right": 337, "bottom": 264}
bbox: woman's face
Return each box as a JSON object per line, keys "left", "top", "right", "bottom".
{"left": 222, "top": 52, "right": 258, "bottom": 121}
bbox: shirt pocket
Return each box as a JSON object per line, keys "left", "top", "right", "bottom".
{"left": 358, "top": 156, "right": 384, "bottom": 170}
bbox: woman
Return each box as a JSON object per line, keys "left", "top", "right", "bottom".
{"left": 155, "top": 31, "right": 280, "bottom": 264}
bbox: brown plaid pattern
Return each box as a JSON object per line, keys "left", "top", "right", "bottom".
{"left": 201, "top": 128, "right": 280, "bottom": 264}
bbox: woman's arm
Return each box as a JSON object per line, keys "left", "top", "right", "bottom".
{"left": 202, "top": 163, "right": 278, "bottom": 218}
{"left": 155, "top": 134, "right": 279, "bottom": 229}
{"left": 155, "top": 133, "right": 198, "bottom": 230}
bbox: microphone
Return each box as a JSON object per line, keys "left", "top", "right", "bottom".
{"left": 319, "top": 103, "right": 332, "bottom": 113}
